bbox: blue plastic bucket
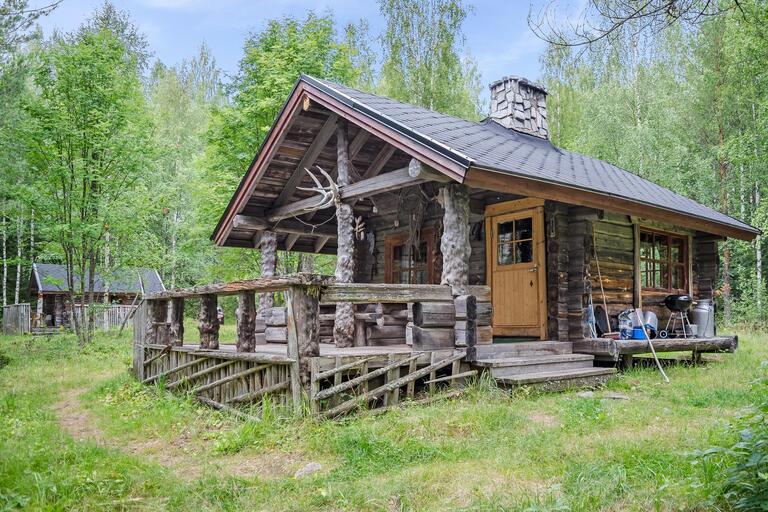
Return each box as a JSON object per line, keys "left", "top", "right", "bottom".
{"left": 632, "top": 326, "right": 646, "bottom": 340}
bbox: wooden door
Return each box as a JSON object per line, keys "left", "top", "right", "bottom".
{"left": 485, "top": 203, "right": 546, "bottom": 339}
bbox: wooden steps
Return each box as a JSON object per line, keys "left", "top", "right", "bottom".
{"left": 472, "top": 342, "right": 616, "bottom": 390}
{"left": 495, "top": 367, "right": 617, "bottom": 388}
{"left": 475, "top": 353, "right": 595, "bottom": 377}
{"left": 472, "top": 341, "right": 573, "bottom": 360}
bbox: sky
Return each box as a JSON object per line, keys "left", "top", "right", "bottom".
{"left": 35, "top": 0, "right": 573, "bottom": 100}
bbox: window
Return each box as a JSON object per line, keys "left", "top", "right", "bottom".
{"left": 496, "top": 216, "right": 533, "bottom": 265}
{"left": 384, "top": 229, "right": 437, "bottom": 284}
{"left": 640, "top": 229, "right": 688, "bottom": 291}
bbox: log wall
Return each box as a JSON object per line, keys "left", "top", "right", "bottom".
{"left": 350, "top": 189, "right": 721, "bottom": 342}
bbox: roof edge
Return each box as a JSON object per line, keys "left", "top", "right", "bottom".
{"left": 466, "top": 165, "right": 759, "bottom": 241}
{"left": 301, "top": 74, "right": 474, "bottom": 169}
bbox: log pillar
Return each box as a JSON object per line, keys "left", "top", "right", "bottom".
{"left": 236, "top": 291, "right": 257, "bottom": 352}
{"left": 36, "top": 292, "right": 44, "bottom": 327}
{"left": 439, "top": 183, "right": 471, "bottom": 294}
{"left": 151, "top": 299, "right": 170, "bottom": 345}
{"left": 169, "top": 297, "right": 184, "bottom": 346}
{"left": 53, "top": 294, "right": 64, "bottom": 327}
{"left": 333, "top": 120, "right": 355, "bottom": 347}
{"left": 143, "top": 299, "right": 156, "bottom": 346}
{"left": 286, "top": 285, "right": 320, "bottom": 406}
{"left": 259, "top": 230, "right": 277, "bottom": 316}
{"left": 198, "top": 294, "right": 219, "bottom": 349}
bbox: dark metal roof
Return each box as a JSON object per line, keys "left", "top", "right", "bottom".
{"left": 304, "top": 75, "right": 758, "bottom": 237}
{"left": 30, "top": 263, "right": 165, "bottom": 295}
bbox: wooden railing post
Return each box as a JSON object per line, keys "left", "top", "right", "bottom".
{"left": 236, "top": 291, "right": 256, "bottom": 352}
{"left": 169, "top": 298, "right": 184, "bottom": 346}
{"left": 144, "top": 299, "right": 157, "bottom": 345}
{"left": 198, "top": 294, "right": 219, "bottom": 349}
{"left": 132, "top": 301, "right": 148, "bottom": 379}
{"left": 286, "top": 284, "right": 320, "bottom": 413}
{"left": 152, "top": 299, "right": 170, "bottom": 345}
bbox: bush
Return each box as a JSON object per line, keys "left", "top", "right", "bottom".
{"left": 694, "top": 362, "right": 768, "bottom": 511}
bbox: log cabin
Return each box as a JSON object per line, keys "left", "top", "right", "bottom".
{"left": 134, "top": 74, "right": 758, "bottom": 417}
{"left": 30, "top": 263, "right": 164, "bottom": 328}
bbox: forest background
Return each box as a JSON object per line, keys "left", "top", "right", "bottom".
{"left": 1, "top": 0, "right": 766, "bottom": 342}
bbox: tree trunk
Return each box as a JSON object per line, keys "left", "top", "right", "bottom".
{"left": 258, "top": 231, "right": 277, "bottom": 315}
{"left": 14, "top": 215, "right": 22, "bottom": 304}
{"left": 170, "top": 210, "right": 179, "bottom": 289}
{"left": 756, "top": 182, "right": 763, "bottom": 317}
{"left": 236, "top": 291, "right": 256, "bottom": 352}
{"left": 439, "top": 183, "right": 471, "bottom": 294}
{"left": 333, "top": 121, "right": 355, "bottom": 347}
{"left": 29, "top": 209, "right": 34, "bottom": 264}
{"left": 198, "top": 294, "right": 219, "bottom": 349}
{"left": 2, "top": 215, "right": 6, "bottom": 308}
{"left": 103, "top": 231, "right": 111, "bottom": 331}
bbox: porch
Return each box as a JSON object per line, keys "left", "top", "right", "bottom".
{"left": 133, "top": 275, "right": 614, "bottom": 418}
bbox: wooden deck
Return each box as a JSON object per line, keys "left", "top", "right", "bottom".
{"left": 572, "top": 335, "right": 738, "bottom": 364}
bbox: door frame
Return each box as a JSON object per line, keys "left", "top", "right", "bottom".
{"left": 485, "top": 198, "right": 547, "bottom": 340}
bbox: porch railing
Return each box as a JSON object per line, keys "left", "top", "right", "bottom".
{"left": 134, "top": 274, "right": 491, "bottom": 417}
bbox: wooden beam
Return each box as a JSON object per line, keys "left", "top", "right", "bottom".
{"left": 314, "top": 236, "right": 329, "bottom": 253}
{"left": 285, "top": 233, "right": 300, "bottom": 251}
{"left": 267, "top": 165, "right": 450, "bottom": 222}
{"left": 251, "top": 231, "right": 263, "bottom": 248}
{"left": 147, "top": 275, "right": 333, "bottom": 300}
{"left": 274, "top": 113, "right": 339, "bottom": 206}
{"left": 233, "top": 214, "right": 337, "bottom": 238}
{"left": 362, "top": 144, "right": 396, "bottom": 179}
{"left": 321, "top": 283, "right": 454, "bottom": 304}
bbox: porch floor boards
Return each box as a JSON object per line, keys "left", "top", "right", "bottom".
{"left": 572, "top": 335, "right": 739, "bottom": 364}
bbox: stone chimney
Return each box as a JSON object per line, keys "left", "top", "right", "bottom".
{"left": 489, "top": 76, "right": 549, "bottom": 139}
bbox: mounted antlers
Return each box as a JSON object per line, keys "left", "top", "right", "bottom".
{"left": 283, "top": 166, "right": 367, "bottom": 238}
{"left": 293, "top": 166, "right": 340, "bottom": 216}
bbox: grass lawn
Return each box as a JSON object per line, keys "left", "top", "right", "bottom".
{"left": 0, "top": 330, "right": 765, "bottom": 511}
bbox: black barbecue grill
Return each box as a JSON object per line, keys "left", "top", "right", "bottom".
{"left": 660, "top": 294, "right": 695, "bottom": 338}
{"left": 663, "top": 294, "right": 693, "bottom": 312}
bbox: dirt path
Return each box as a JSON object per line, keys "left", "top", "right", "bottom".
{"left": 53, "top": 386, "right": 320, "bottom": 481}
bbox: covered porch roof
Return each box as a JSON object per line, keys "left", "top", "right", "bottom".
{"left": 212, "top": 75, "right": 759, "bottom": 247}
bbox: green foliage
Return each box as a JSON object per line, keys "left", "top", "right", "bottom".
{"left": 541, "top": 0, "right": 768, "bottom": 326}
{"left": 22, "top": 25, "right": 153, "bottom": 343}
{"left": 693, "top": 363, "right": 768, "bottom": 511}
{"left": 378, "top": 0, "right": 483, "bottom": 119}
{"left": 198, "top": 12, "right": 361, "bottom": 282}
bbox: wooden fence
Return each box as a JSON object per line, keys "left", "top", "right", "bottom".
{"left": 140, "top": 344, "right": 296, "bottom": 417}
{"left": 73, "top": 304, "right": 138, "bottom": 330}
{"left": 2, "top": 304, "right": 31, "bottom": 335}
{"left": 310, "top": 350, "right": 472, "bottom": 418}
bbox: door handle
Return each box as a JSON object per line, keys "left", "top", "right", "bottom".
{"left": 528, "top": 266, "right": 538, "bottom": 273}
